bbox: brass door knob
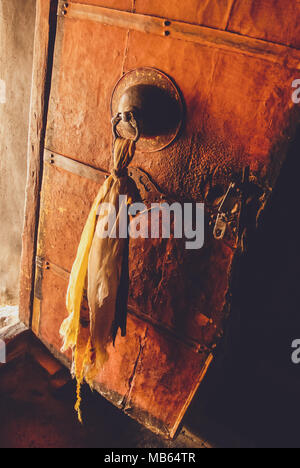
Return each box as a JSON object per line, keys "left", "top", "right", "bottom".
{"left": 111, "top": 68, "right": 184, "bottom": 152}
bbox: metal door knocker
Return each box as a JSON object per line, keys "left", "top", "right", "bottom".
{"left": 111, "top": 67, "right": 184, "bottom": 152}
{"left": 112, "top": 110, "right": 140, "bottom": 143}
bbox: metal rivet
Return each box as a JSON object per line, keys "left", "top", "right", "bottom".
{"left": 164, "top": 20, "right": 171, "bottom": 27}
{"left": 64, "top": 2, "right": 69, "bottom": 7}
{"left": 164, "top": 30, "right": 170, "bottom": 37}
{"left": 62, "top": 10, "right": 67, "bottom": 16}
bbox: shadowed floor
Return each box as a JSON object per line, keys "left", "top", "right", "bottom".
{"left": 0, "top": 353, "right": 206, "bottom": 449}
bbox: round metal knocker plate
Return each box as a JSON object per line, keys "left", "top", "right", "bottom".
{"left": 111, "top": 67, "right": 183, "bottom": 153}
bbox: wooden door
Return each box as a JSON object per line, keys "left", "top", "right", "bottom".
{"left": 20, "top": 0, "right": 300, "bottom": 437}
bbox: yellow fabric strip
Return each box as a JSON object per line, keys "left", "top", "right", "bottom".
{"left": 59, "top": 138, "right": 136, "bottom": 421}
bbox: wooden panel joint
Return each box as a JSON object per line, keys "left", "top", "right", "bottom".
{"left": 57, "top": 0, "right": 300, "bottom": 70}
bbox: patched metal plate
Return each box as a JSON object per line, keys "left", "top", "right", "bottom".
{"left": 111, "top": 67, "right": 184, "bottom": 153}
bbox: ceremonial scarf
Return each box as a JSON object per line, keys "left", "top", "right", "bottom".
{"left": 60, "top": 138, "right": 136, "bottom": 421}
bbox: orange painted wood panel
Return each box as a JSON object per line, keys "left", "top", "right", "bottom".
{"left": 35, "top": 163, "right": 230, "bottom": 348}
{"left": 37, "top": 163, "right": 100, "bottom": 272}
{"left": 37, "top": 262, "right": 209, "bottom": 435}
{"left": 135, "top": 0, "right": 235, "bottom": 30}
{"left": 72, "top": 0, "right": 133, "bottom": 11}
{"left": 228, "top": 0, "right": 300, "bottom": 49}
{"left": 124, "top": 30, "right": 296, "bottom": 177}
{"left": 94, "top": 313, "right": 148, "bottom": 406}
{"left": 46, "top": 18, "right": 128, "bottom": 169}
{"left": 124, "top": 325, "right": 208, "bottom": 436}
{"left": 39, "top": 269, "right": 70, "bottom": 354}
{"left": 128, "top": 231, "right": 233, "bottom": 347}
{"left": 38, "top": 268, "right": 145, "bottom": 403}
{"left": 47, "top": 20, "right": 297, "bottom": 202}
{"left": 70, "top": 0, "right": 235, "bottom": 31}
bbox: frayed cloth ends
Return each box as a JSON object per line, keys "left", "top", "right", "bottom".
{"left": 59, "top": 138, "right": 136, "bottom": 421}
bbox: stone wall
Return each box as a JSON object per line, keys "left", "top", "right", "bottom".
{"left": 0, "top": 0, "right": 36, "bottom": 304}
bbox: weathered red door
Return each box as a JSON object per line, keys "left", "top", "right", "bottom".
{"left": 24, "top": 0, "right": 300, "bottom": 437}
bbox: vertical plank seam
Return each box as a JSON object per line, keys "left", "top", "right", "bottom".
{"left": 132, "top": 0, "right": 136, "bottom": 14}
{"left": 224, "top": 0, "right": 237, "bottom": 31}
{"left": 122, "top": 325, "right": 148, "bottom": 411}
{"left": 121, "top": 29, "right": 130, "bottom": 76}
{"left": 27, "top": 0, "right": 59, "bottom": 328}
{"left": 121, "top": 0, "right": 135, "bottom": 76}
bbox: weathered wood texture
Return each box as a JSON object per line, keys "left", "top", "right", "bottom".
{"left": 60, "top": 2, "right": 300, "bottom": 70}
{"left": 227, "top": 0, "right": 300, "bottom": 49}
{"left": 19, "top": 0, "right": 57, "bottom": 326}
{"left": 135, "top": 0, "right": 300, "bottom": 49}
{"left": 71, "top": 0, "right": 300, "bottom": 45}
